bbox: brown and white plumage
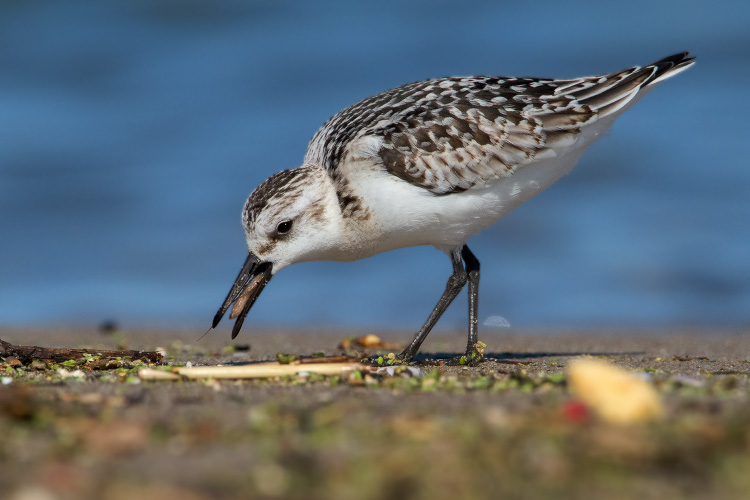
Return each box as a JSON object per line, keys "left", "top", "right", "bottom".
{"left": 305, "top": 52, "right": 694, "bottom": 197}
{"left": 213, "top": 53, "right": 694, "bottom": 357}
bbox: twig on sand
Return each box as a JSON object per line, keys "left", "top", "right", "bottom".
{"left": 0, "top": 338, "right": 162, "bottom": 364}
{"left": 140, "top": 358, "right": 366, "bottom": 381}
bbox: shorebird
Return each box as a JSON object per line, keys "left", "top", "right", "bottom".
{"left": 211, "top": 52, "right": 694, "bottom": 363}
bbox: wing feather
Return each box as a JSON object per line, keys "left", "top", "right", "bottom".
{"left": 305, "top": 53, "right": 694, "bottom": 195}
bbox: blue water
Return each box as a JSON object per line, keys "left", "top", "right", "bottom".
{"left": 1, "top": 0, "right": 748, "bottom": 333}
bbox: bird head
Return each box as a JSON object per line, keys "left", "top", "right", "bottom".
{"left": 211, "top": 166, "right": 342, "bottom": 338}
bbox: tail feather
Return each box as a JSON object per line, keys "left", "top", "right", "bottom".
{"left": 645, "top": 52, "right": 696, "bottom": 86}
{"left": 572, "top": 52, "right": 695, "bottom": 119}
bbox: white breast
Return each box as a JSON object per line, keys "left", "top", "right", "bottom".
{"left": 338, "top": 115, "right": 615, "bottom": 257}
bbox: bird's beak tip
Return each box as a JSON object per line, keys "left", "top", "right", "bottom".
{"left": 212, "top": 253, "right": 273, "bottom": 339}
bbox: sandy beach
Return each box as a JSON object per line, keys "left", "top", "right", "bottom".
{"left": 1, "top": 327, "right": 749, "bottom": 500}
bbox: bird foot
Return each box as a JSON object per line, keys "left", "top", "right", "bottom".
{"left": 445, "top": 343, "right": 485, "bottom": 366}
{"left": 361, "top": 352, "right": 412, "bottom": 367}
{"left": 444, "top": 352, "right": 483, "bottom": 367}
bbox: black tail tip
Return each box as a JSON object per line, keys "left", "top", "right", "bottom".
{"left": 652, "top": 51, "right": 696, "bottom": 71}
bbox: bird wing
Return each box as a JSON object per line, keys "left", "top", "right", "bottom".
{"left": 305, "top": 52, "right": 694, "bottom": 195}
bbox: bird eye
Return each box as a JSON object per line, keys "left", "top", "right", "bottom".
{"left": 276, "top": 220, "right": 293, "bottom": 234}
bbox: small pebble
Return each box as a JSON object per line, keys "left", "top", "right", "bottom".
{"left": 56, "top": 369, "right": 85, "bottom": 379}
{"left": 7, "top": 356, "right": 22, "bottom": 367}
{"left": 98, "top": 320, "right": 119, "bottom": 334}
{"left": 30, "top": 360, "right": 47, "bottom": 370}
{"left": 672, "top": 374, "right": 706, "bottom": 387}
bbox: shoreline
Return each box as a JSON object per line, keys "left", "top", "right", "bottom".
{"left": 2, "top": 326, "right": 748, "bottom": 363}
{"left": 1, "top": 327, "right": 749, "bottom": 499}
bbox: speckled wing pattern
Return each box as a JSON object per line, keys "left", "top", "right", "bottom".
{"left": 304, "top": 53, "right": 694, "bottom": 195}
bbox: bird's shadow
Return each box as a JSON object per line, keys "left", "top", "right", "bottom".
{"left": 418, "top": 351, "right": 646, "bottom": 364}
{"left": 215, "top": 350, "right": 645, "bottom": 367}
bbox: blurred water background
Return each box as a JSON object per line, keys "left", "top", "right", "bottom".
{"left": 1, "top": 0, "right": 748, "bottom": 335}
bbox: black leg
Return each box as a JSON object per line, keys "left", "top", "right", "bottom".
{"left": 399, "top": 248, "right": 467, "bottom": 361}
{"left": 461, "top": 245, "right": 481, "bottom": 358}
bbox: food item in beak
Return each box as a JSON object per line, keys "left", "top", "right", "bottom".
{"left": 229, "top": 273, "right": 265, "bottom": 320}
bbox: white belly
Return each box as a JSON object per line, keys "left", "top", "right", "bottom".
{"left": 342, "top": 139, "right": 596, "bottom": 258}
{"left": 330, "top": 106, "right": 628, "bottom": 260}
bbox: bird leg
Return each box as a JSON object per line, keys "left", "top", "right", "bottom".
{"left": 461, "top": 245, "right": 482, "bottom": 364}
{"left": 398, "top": 248, "right": 467, "bottom": 362}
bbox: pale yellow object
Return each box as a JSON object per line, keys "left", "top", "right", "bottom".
{"left": 138, "top": 368, "right": 181, "bottom": 380}
{"left": 567, "top": 358, "right": 663, "bottom": 425}
{"left": 139, "top": 362, "right": 365, "bottom": 381}
{"left": 358, "top": 334, "right": 384, "bottom": 347}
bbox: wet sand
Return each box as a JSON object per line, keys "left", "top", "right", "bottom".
{"left": 4, "top": 326, "right": 750, "bottom": 364}
{"left": 1, "top": 327, "right": 749, "bottom": 500}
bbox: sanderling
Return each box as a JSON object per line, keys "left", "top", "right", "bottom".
{"left": 211, "top": 52, "right": 694, "bottom": 363}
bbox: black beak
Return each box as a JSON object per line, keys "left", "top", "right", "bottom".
{"left": 212, "top": 252, "right": 273, "bottom": 339}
